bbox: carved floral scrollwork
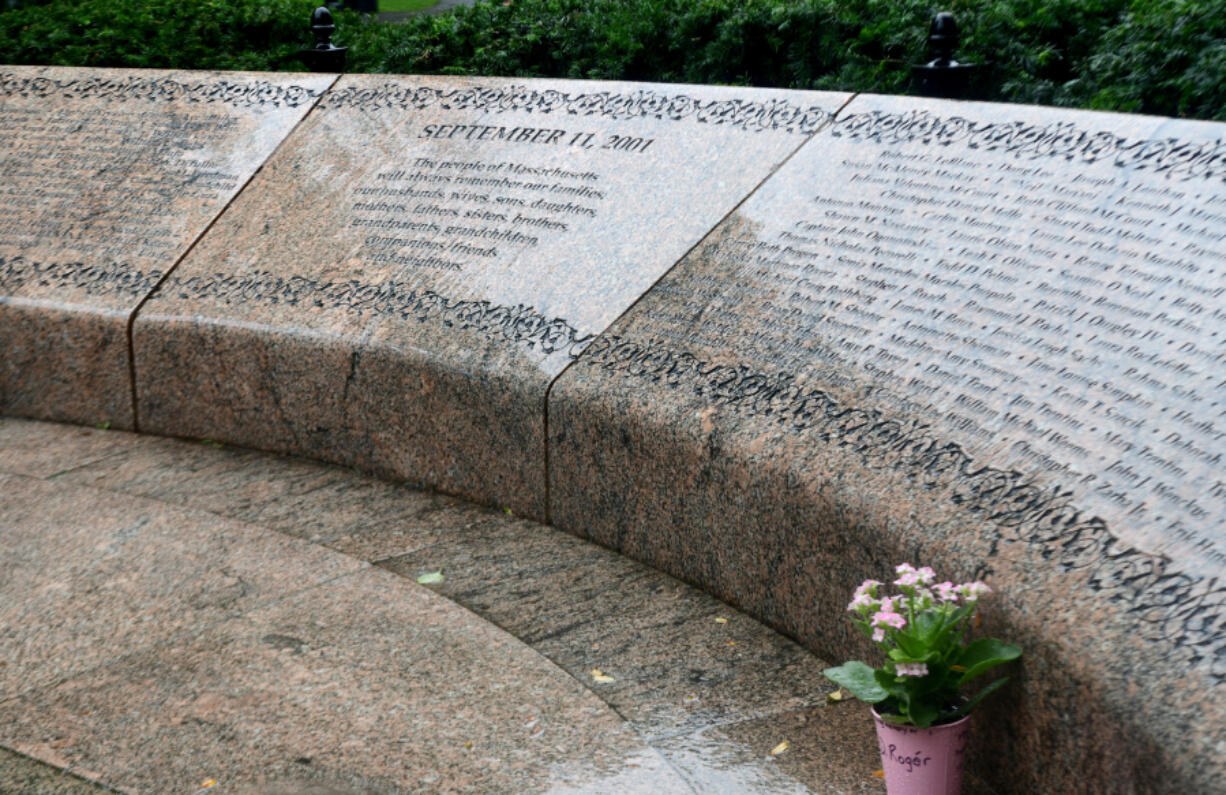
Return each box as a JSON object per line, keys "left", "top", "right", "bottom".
{"left": 831, "top": 109, "right": 1226, "bottom": 181}
{"left": 0, "top": 73, "right": 321, "bottom": 108}
{"left": 320, "top": 83, "right": 830, "bottom": 135}
{"left": 579, "top": 332, "right": 1226, "bottom": 681}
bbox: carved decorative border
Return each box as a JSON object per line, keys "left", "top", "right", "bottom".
{"left": 0, "top": 256, "right": 162, "bottom": 298}
{"left": 154, "top": 270, "right": 595, "bottom": 358}
{"left": 1, "top": 255, "right": 593, "bottom": 357}
{"left": 831, "top": 109, "right": 1226, "bottom": 181}
{"left": 0, "top": 73, "right": 322, "bottom": 108}
{"left": 321, "top": 83, "right": 831, "bottom": 134}
{"left": 579, "top": 332, "right": 1226, "bottom": 682}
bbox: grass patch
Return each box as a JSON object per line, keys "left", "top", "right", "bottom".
{"left": 378, "top": 0, "right": 439, "bottom": 12}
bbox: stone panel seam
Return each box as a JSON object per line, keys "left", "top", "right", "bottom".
{"left": 541, "top": 94, "right": 859, "bottom": 526}
{"left": 0, "top": 745, "right": 120, "bottom": 792}
{"left": 125, "top": 73, "right": 343, "bottom": 432}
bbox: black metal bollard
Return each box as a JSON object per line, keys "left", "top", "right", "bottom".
{"left": 910, "top": 12, "right": 980, "bottom": 100}
{"left": 298, "top": 7, "right": 348, "bottom": 73}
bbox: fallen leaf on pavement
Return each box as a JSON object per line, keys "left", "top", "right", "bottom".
{"left": 590, "top": 668, "right": 615, "bottom": 683}
{"left": 770, "top": 741, "right": 789, "bottom": 756}
{"left": 416, "top": 571, "right": 445, "bottom": 585}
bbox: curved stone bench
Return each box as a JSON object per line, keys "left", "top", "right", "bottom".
{"left": 3, "top": 65, "right": 1224, "bottom": 793}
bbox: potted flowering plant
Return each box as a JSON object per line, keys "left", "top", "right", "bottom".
{"left": 824, "top": 564, "right": 1021, "bottom": 794}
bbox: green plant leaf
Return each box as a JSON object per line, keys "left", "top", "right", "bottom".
{"left": 416, "top": 570, "right": 445, "bottom": 585}
{"left": 873, "top": 668, "right": 907, "bottom": 698}
{"left": 823, "top": 661, "right": 888, "bottom": 703}
{"left": 955, "top": 639, "right": 1022, "bottom": 685}
{"left": 913, "top": 609, "right": 942, "bottom": 644}
{"left": 907, "top": 698, "right": 940, "bottom": 729}
{"left": 948, "top": 676, "right": 1011, "bottom": 720}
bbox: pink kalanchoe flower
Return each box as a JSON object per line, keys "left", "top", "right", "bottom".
{"left": 958, "top": 581, "right": 992, "bottom": 601}
{"left": 933, "top": 581, "right": 959, "bottom": 602}
{"left": 852, "top": 579, "right": 881, "bottom": 601}
{"left": 847, "top": 579, "right": 883, "bottom": 612}
{"left": 896, "top": 662, "right": 929, "bottom": 677}
{"left": 872, "top": 610, "right": 906, "bottom": 630}
{"left": 894, "top": 563, "right": 937, "bottom": 588}
{"left": 847, "top": 592, "right": 875, "bottom": 612}
{"left": 872, "top": 627, "right": 886, "bottom": 642}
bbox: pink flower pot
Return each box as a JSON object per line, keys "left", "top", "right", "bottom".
{"left": 872, "top": 709, "right": 970, "bottom": 795}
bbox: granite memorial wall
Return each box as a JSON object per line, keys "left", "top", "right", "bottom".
{"left": 2, "top": 66, "right": 1224, "bottom": 791}
{"left": 0, "top": 66, "right": 335, "bottom": 427}
{"left": 131, "top": 74, "right": 848, "bottom": 515}
{"left": 549, "top": 94, "right": 1226, "bottom": 792}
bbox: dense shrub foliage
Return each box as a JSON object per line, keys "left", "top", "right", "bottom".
{"left": 0, "top": 0, "right": 321, "bottom": 71}
{"left": 2, "top": 0, "right": 1224, "bottom": 120}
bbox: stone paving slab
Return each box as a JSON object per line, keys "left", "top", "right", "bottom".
{"left": 655, "top": 705, "right": 882, "bottom": 795}
{"left": 380, "top": 518, "right": 829, "bottom": 742}
{"left": 0, "top": 567, "right": 684, "bottom": 794}
{"left": 48, "top": 431, "right": 490, "bottom": 557}
{"left": 0, "top": 419, "right": 134, "bottom": 479}
{"left": 0, "top": 747, "right": 109, "bottom": 794}
{"left": 0, "top": 473, "right": 365, "bottom": 702}
{"left": 0, "top": 418, "right": 890, "bottom": 793}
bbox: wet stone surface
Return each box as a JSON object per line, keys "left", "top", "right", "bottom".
{"left": 50, "top": 431, "right": 491, "bottom": 559}
{"left": 0, "top": 472, "right": 365, "bottom": 701}
{"left": 548, "top": 94, "right": 1226, "bottom": 792}
{"left": 0, "top": 66, "right": 333, "bottom": 429}
{"left": 0, "top": 747, "right": 109, "bottom": 793}
{"left": 0, "top": 567, "right": 688, "bottom": 794}
{"left": 0, "top": 418, "right": 884, "bottom": 793}
{"left": 132, "top": 74, "right": 847, "bottom": 517}
{"left": 379, "top": 517, "right": 831, "bottom": 742}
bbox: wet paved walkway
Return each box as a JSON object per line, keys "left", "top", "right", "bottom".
{"left": 0, "top": 418, "right": 892, "bottom": 793}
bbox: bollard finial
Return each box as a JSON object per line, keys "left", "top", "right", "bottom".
{"left": 311, "top": 6, "right": 338, "bottom": 49}
{"left": 299, "top": 6, "right": 348, "bottom": 72}
{"left": 926, "top": 12, "right": 960, "bottom": 68}
{"left": 910, "top": 11, "right": 979, "bottom": 100}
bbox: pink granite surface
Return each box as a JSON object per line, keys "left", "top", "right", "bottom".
{"left": 47, "top": 427, "right": 493, "bottom": 558}
{"left": 1, "top": 418, "right": 894, "bottom": 794}
{"left": 0, "top": 747, "right": 106, "bottom": 793}
{"left": 548, "top": 94, "right": 1226, "bottom": 792}
{"left": 0, "top": 472, "right": 365, "bottom": 701}
{"left": 379, "top": 514, "right": 832, "bottom": 741}
{"left": 0, "top": 564, "right": 688, "bottom": 794}
{"left": 0, "top": 66, "right": 334, "bottom": 429}
{"left": 132, "top": 74, "right": 848, "bottom": 517}
{"left": 0, "top": 416, "right": 134, "bottom": 478}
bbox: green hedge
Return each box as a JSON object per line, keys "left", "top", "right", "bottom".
{"left": 0, "top": 0, "right": 320, "bottom": 71}
{"left": 2, "top": 0, "right": 1224, "bottom": 120}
